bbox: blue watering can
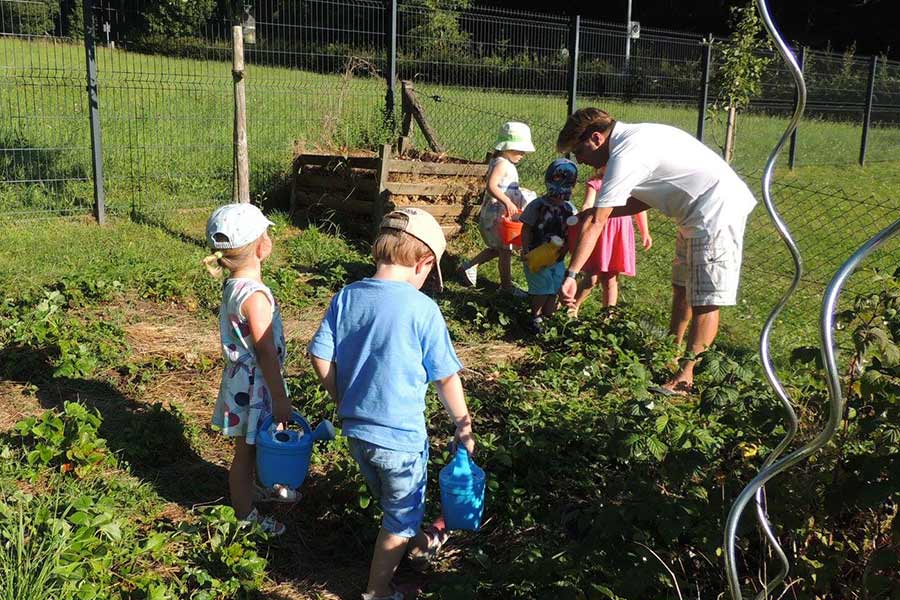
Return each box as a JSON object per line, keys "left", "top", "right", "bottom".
{"left": 256, "top": 411, "right": 335, "bottom": 490}
{"left": 439, "top": 447, "right": 486, "bottom": 531}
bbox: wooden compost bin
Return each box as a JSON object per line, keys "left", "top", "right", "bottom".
{"left": 291, "top": 143, "right": 488, "bottom": 238}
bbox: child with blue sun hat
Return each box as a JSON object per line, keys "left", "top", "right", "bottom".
{"left": 518, "top": 159, "right": 578, "bottom": 333}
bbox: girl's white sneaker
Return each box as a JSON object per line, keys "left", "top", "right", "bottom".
{"left": 241, "top": 507, "right": 286, "bottom": 537}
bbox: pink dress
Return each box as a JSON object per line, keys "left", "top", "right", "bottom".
{"left": 571, "top": 179, "right": 636, "bottom": 277}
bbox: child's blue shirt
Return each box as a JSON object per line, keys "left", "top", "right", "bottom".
{"left": 308, "top": 278, "right": 462, "bottom": 453}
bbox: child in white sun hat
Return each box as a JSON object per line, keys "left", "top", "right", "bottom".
{"left": 202, "top": 203, "right": 294, "bottom": 536}
{"left": 457, "top": 121, "right": 536, "bottom": 296}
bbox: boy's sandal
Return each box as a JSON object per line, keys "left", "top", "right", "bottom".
{"left": 254, "top": 482, "right": 301, "bottom": 504}
{"left": 241, "top": 507, "right": 286, "bottom": 537}
{"left": 407, "top": 523, "right": 450, "bottom": 572}
{"left": 361, "top": 592, "right": 404, "bottom": 600}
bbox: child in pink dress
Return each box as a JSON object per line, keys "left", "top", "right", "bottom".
{"left": 569, "top": 172, "right": 651, "bottom": 316}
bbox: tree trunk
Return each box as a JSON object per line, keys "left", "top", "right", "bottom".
{"left": 723, "top": 104, "right": 737, "bottom": 164}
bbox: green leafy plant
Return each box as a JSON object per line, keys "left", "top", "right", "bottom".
{"left": 13, "top": 402, "right": 114, "bottom": 478}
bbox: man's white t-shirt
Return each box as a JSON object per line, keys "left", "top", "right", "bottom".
{"left": 592, "top": 122, "right": 757, "bottom": 238}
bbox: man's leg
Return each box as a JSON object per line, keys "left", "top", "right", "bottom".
{"left": 668, "top": 284, "right": 692, "bottom": 346}
{"left": 664, "top": 304, "right": 719, "bottom": 392}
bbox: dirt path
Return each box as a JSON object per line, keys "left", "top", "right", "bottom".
{"left": 0, "top": 295, "right": 523, "bottom": 599}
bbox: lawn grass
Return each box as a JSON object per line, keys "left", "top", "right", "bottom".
{"left": 2, "top": 36, "right": 899, "bottom": 215}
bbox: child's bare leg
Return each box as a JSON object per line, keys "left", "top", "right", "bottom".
{"left": 542, "top": 294, "right": 558, "bottom": 317}
{"left": 572, "top": 274, "right": 599, "bottom": 314}
{"left": 599, "top": 273, "right": 618, "bottom": 307}
{"left": 464, "top": 247, "right": 499, "bottom": 269}
{"left": 530, "top": 294, "right": 544, "bottom": 318}
{"left": 498, "top": 248, "right": 513, "bottom": 288}
{"left": 229, "top": 437, "right": 255, "bottom": 519}
{"left": 366, "top": 528, "right": 415, "bottom": 597}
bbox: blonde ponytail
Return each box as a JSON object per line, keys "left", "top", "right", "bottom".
{"left": 202, "top": 250, "right": 225, "bottom": 278}
{"left": 202, "top": 239, "right": 260, "bottom": 279}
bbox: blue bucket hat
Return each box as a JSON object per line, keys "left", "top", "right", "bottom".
{"left": 544, "top": 158, "right": 578, "bottom": 198}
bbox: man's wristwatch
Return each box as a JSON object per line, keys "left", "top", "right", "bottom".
{"left": 565, "top": 269, "right": 583, "bottom": 281}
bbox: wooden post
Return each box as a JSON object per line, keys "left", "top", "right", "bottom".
{"left": 401, "top": 81, "right": 443, "bottom": 153}
{"left": 373, "top": 143, "right": 392, "bottom": 234}
{"left": 232, "top": 26, "right": 250, "bottom": 203}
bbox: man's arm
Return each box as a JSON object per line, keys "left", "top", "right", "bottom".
{"left": 568, "top": 206, "right": 613, "bottom": 273}
{"left": 610, "top": 197, "right": 651, "bottom": 217}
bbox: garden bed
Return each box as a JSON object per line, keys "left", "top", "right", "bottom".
{"left": 291, "top": 144, "right": 488, "bottom": 237}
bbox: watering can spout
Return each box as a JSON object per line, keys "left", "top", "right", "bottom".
{"left": 312, "top": 419, "right": 336, "bottom": 442}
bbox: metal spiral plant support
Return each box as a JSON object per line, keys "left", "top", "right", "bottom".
{"left": 724, "top": 0, "right": 806, "bottom": 596}
{"left": 724, "top": 3, "right": 900, "bottom": 598}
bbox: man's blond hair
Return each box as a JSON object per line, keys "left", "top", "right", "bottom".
{"left": 372, "top": 228, "right": 433, "bottom": 266}
{"left": 556, "top": 108, "right": 616, "bottom": 154}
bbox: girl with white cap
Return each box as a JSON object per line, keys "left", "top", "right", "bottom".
{"left": 202, "top": 203, "right": 294, "bottom": 536}
{"left": 457, "top": 121, "right": 535, "bottom": 296}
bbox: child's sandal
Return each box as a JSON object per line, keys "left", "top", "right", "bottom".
{"left": 254, "top": 482, "right": 301, "bottom": 504}
{"left": 407, "top": 524, "right": 449, "bottom": 572}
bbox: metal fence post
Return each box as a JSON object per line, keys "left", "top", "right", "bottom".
{"left": 385, "top": 0, "right": 398, "bottom": 126}
{"left": 788, "top": 46, "right": 806, "bottom": 170}
{"left": 566, "top": 14, "right": 580, "bottom": 116}
{"left": 82, "top": 0, "right": 106, "bottom": 224}
{"left": 696, "top": 35, "right": 712, "bottom": 142}
{"left": 859, "top": 55, "right": 878, "bottom": 167}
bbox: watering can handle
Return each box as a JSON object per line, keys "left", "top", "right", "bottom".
{"left": 260, "top": 410, "right": 310, "bottom": 433}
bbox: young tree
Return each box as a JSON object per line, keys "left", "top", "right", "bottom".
{"left": 711, "top": 2, "right": 773, "bottom": 163}
{"left": 406, "top": 0, "right": 471, "bottom": 61}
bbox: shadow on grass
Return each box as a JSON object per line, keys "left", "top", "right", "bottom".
{"left": 0, "top": 344, "right": 228, "bottom": 507}
{"left": 130, "top": 210, "right": 208, "bottom": 249}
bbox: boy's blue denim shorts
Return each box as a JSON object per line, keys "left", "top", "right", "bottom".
{"left": 524, "top": 260, "right": 565, "bottom": 296}
{"left": 348, "top": 437, "right": 428, "bottom": 538}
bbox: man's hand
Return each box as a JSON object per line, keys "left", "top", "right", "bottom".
{"left": 560, "top": 276, "right": 578, "bottom": 307}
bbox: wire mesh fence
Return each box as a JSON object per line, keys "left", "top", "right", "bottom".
{"left": 1, "top": 0, "right": 898, "bottom": 353}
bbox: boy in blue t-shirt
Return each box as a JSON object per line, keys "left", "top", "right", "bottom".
{"left": 308, "top": 208, "right": 475, "bottom": 600}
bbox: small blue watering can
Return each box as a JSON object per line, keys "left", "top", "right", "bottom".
{"left": 439, "top": 447, "right": 486, "bottom": 531}
{"left": 256, "top": 411, "right": 335, "bottom": 490}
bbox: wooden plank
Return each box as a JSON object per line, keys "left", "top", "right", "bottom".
{"left": 293, "top": 153, "right": 379, "bottom": 170}
{"left": 385, "top": 182, "right": 477, "bottom": 196}
{"left": 441, "top": 224, "right": 463, "bottom": 237}
{"left": 295, "top": 192, "right": 374, "bottom": 216}
{"left": 297, "top": 173, "right": 378, "bottom": 194}
{"left": 387, "top": 159, "right": 488, "bottom": 177}
{"left": 390, "top": 203, "right": 481, "bottom": 217}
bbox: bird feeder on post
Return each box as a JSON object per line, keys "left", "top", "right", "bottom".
{"left": 241, "top": 4, "right": 256, "bottom": 45}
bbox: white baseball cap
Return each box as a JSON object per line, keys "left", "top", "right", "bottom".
{"left": 494, "top": 121, "right": 535, "bottom": 153}
{"left": 206, "top": 203, "right": 274, "bottom": 249}
{"left": 379, "top": 207, "right": 447, "bottom": 291}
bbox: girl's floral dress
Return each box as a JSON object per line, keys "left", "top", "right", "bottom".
{"left": 211, "top": 278, "right": 287, "bottom": 444}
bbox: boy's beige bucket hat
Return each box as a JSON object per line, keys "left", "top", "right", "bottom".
{"left": 494, "top": 121, "right": 535, "bottom": 152}
{"left": 380, "top": 207, "right": 447, "bottom": 291}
